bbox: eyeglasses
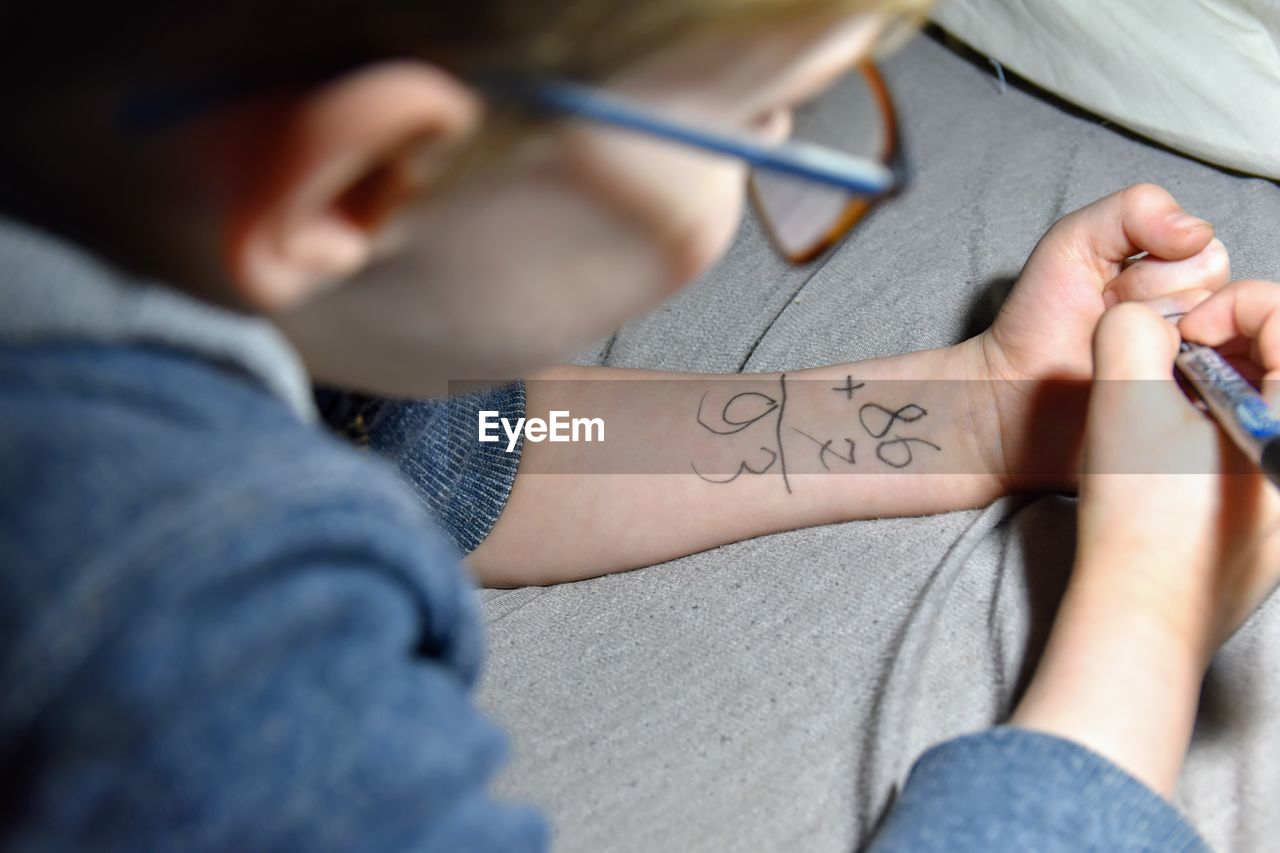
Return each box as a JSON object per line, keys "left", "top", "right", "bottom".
{"left": 507, "top": 63, "right": 905, "bottom": 264}
{"left": 124, "top": 62, "right": 903, "bottom": 264}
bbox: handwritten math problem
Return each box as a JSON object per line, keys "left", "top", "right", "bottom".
{"left": 691, "top": 375, "right": 942, "bottom": 492}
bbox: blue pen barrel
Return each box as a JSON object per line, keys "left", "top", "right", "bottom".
{"left": 1175, "top": 343, "right": 1280, "bottom": 489}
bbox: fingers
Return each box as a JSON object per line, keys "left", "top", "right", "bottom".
{"left": 1135, "top": 289, "right": 1216, "bottom": 321}
{"left": 1093, "top": 302, "right": 1182, "bottom": 381}
{"left": 1049, "top": 183, "right": 1215, "bottom": 271}
{"left": 1105, "top": 237, "right": 1230, "bottom": 305}
{"left": 1179, "top": 280, "right": 1280, "bottom": 374}
{"left": 1085, "top": 304, "right": 1197, "bottom": 474}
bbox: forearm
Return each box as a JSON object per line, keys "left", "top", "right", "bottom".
{"left": 1010, "top": 557, "right": 1207, "bottom": 797}
{"left": 470, "top": 338, "right": 1025, "bottom": 585}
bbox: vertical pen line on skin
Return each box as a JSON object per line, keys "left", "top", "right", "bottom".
{"left": 777, "top": 372, "right": 792, "bottom": 494}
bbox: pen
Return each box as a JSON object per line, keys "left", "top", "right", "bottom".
{"left": 1175, "top": 342, "right": 1280, "bottom": 488}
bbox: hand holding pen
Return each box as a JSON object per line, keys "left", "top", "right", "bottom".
{"left": 1012, "top": 286, "right": 1280, "bottom": 800}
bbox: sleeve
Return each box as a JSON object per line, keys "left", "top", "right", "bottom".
{"left": 315, "top": 382, "right": 526, "bottom": 554}
{"left": 866, "top": 727, "right": 1209, "bottom": 852}
{"left": 9, "top": 495, "right": 549, "bottom": 852}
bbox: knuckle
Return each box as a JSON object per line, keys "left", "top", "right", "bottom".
{"left": 1199, "top": 238, "right": 1231, "bottom": 280}
{"left": 1234, "top": 278, "right": 1278, "bottom": 307}
{"left": 1120, "top": 182, "right": 1167, "bottom": 218}
{"left": 1123, "top": 181, "right": 1165, "bottom": 203}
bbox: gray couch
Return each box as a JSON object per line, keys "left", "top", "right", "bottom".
{"left": 477, "top": 31, "right": 1280, "bottom": 852}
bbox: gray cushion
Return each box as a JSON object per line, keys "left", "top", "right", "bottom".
{"left": 480, "top": 31, "right": 1280, "bottom": 853}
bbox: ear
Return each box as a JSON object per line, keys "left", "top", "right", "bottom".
{"left": 224, "top": 61, "right": 480, "bottom": 312}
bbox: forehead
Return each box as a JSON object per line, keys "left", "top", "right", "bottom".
{"left": 605, "top": 13, "right": 887, "bottom": 108}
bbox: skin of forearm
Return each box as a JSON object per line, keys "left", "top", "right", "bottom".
{"left": 469, "top": 337, "right": 1077, "bottom": 586}
{"left": 1009, "top": 560, "right": 1206, "bottom": 797}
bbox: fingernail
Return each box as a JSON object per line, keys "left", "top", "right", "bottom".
{"left": 1167, "top": 212, "right": 1211, "bottom": 232}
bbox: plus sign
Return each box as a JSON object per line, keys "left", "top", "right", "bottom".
{"left": 832, "top": 376, "right": 865, "bottom": 400}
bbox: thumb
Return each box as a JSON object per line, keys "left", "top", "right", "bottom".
{"left": 1085, "top": 303, "right": 1198, "bottom": 477}
{"left": 1036, "top": 184, "right": 1213, "bottom": 285}
{"left": 1093, "top": 302, "right": 1182, "bottom": 381}
{"left": 1084, "top": 183, "right": 1214, "bottom": 264}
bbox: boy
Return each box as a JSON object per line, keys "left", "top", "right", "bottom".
{"left": 2, "top": 1, "right": 1277, "bottom": 849}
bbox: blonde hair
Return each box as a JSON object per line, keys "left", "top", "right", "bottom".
{"left": 0, "top": 0, "right": 928, "bottom": 277}
{"left": 427, "top": 0, "right": 931, "bottom": 79}
{"left": 0, "top": 1, "right": 930, "bottom": 98}
{"left": 436, "top": 0, "right": 931, "bottom": 174}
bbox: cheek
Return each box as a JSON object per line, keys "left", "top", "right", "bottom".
{"left": 559, "top": 124, "right": 748, "bottom": 285}
{"left": 280, "top": 140, "right": 747, "bottom": 394}
{"left": 354, "top": 167, "right": 679, "bottom": 378}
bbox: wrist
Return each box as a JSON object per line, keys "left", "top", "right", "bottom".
{"left": 919, "top": 338, "right": 1022, "bottom": 504}
{"left": 963, "top": 331, "right": 1088, "bottom": 494}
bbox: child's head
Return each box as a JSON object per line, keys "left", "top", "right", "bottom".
{"left": 0, "top": 1, "right": 923, "bottom": 395}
